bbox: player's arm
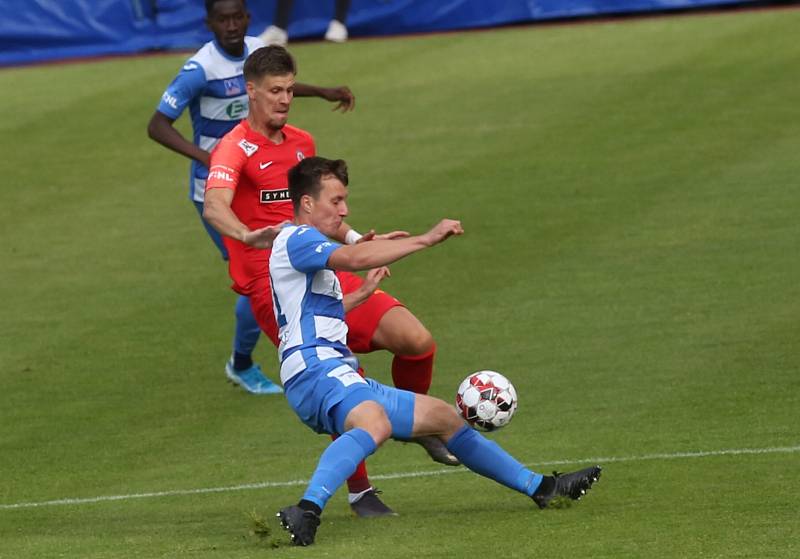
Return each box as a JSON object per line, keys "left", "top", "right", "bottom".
{"left": 293, "top": 83, "right": 355, "bottom": 112}
{"left": 203, "top": 187, "right": 248, "bottom": 241}
{"left": 331, "top": 223, "right": 410, "bottom": 245}
{"left": 327, "top": 219, "right": 463, "bottom": 272}
{"left": 342, "top": 267, "right": 390, "bottom": 312}
{"left": 147, "top": 59, "right": 210, "bottom": 165}
{"left": 203, "top": 143, "right": 282, "bottom": 249}
{"left": 204, "top": 187, "right": 283, "bottom": 249}
{"left": 147, "top": 111, "right": 210, "bottom": 167}
{"left": 288, "top": 228, "right": 391, "bottom": 311}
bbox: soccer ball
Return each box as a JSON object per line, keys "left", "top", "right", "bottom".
{"left": 455, "top": 370, "right": 518, "bottom": 431}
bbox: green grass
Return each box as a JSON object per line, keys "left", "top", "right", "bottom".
{"left": 2, "top": 8, "right": 800, "bottom": 558}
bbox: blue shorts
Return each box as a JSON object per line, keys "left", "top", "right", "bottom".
{"left": 284, "top": 357, "right": 415, "bottom": 438}
{"left": 193, "top": 200, "right": 228, "bottom": 261}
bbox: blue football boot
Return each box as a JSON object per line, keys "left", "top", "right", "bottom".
{"left": 225, "top": 358, "right": 283, "bottom": 395}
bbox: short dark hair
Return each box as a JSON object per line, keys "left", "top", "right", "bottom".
{"left": 243, "top": 45, "right": 296, "bottom": 82}
{"left": 288, "top": 157, "right": 349, "bottom": 212}
{"left": 205, "top": 0, "right": 246, "bottom": 16}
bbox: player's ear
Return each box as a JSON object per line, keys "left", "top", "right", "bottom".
{"left": 302, "top": 195, "right": 313, "bottom": 214}
{"left": 245, "top": 81, "right": 256, "bottom": 100}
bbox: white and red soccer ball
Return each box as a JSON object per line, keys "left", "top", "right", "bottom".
{"left": 455, "top": 370, "right": 518, "bottom": 431}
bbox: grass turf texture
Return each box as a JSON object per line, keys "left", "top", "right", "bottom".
{"left": 1, "top": 7, "right": 799, "bottom": 557}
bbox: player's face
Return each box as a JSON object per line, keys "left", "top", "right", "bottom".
{"left": 247, "top": 74, "right": 295, "bottom": 132}
{"left": 308, "top": 175, "right": 349, "bottom": 237}
{"left": 207, "top": 0, "right": 250, "bottom": 57}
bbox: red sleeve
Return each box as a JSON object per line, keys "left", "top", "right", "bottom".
{"left": 206, "top": 135, "right": 248, "bottom": 192}
{"left": 304, "top": 129, "right": 317, "bottom": 157}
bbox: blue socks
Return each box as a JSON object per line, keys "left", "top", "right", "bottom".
{"left": 299, "top": 427, "right": 541, "bottom": 512}
{"left": 232, "top": 295, "right": 261, "bottom": 370}
{"left": 303, "top": 429, "right": 377, "bottom": 510}
{"left": 446, "top": 425, "right": 543, "bottom": 496}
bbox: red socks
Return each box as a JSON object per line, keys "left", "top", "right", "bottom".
{"left": 345, "top": 459, "right": 371, "bottom": 493}
{"left": 391, "top": 343, "right": 436, "bottom": 395}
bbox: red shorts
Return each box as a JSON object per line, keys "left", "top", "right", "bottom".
{"left": 248, "top": 271, "right": 404, "bottom": 354}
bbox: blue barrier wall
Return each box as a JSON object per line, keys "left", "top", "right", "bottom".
{"left": 0, "top": 0, "right": 751, "bottom": 66}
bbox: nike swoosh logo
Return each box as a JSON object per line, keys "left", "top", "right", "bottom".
{"left": 259, "top": 161, "right": 274, "bottom": 170}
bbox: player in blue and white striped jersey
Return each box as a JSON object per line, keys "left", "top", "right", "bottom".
{"left": 147, "top": 0, "right": 354, "bottom": 394}
{"left": 269, "top": 157, "right": 602, "bottom": 546}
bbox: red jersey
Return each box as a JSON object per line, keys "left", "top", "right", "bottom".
{"left": 206, "top": 120, "right": 315, "bottom": 295}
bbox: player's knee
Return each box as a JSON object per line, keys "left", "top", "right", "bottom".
{"left": 435, "top": 398, "right": 465, "bottom": 437}
{"left": 347, "top": 401, "right": 392, "bottom": 445}
{"left": 415, "top": 395, "right": 464, "bottom": 439}
{"left": 374, "top": 417, "right": 393, "bottom": 444}
{"left": 398, "top": 326, "right": 435, "bottom": 356}
{"left": 366, "top": 409, "right": 392, "bottom": 444}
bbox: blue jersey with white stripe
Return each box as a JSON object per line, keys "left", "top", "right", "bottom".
{"left": 156, "top": 36, "right": 264, "bottom": 202}
{"left": 269, "top": 224, "right": 349, "bottom": 385}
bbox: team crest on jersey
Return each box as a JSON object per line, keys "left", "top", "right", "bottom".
{"left": 237, "top": 139, "right": 258, "bottom": 157}
{"left": 223, "top": 78, "right": 242, "bottom": 96}
{"left": 296, "top": 150, "right": 305, "bottom": 161}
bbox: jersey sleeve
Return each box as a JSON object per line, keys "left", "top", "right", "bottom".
{"left": 302, "top": 128, "right": 317, "bottom": 157}
{"left": 205, "top": 134, "right": 248, "bottom": 192}
{"left": 286, "top": 227, "right": 341, "bottom": 273}
{"left": 156, "top": 59, "right": 207, "bottom": 120}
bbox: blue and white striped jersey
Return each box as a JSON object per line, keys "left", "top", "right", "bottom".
{"left": 156, "top": 36, "right": 264, "bottom": 202}
{"left": 269, "top": 224, "right": 349, "bottom": 385}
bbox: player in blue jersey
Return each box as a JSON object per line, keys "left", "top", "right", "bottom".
{"left": 147, "top": 0, "right": 354, "bottom": 394}
{"left": 267, "top": 157, "right": 603, "bottom": 546}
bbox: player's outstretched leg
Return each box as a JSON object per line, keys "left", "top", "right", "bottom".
{"left": 531, "top": 466, "right": 602, "bottom": 509}
{"left": 412, "top": 395, "right": 603, "bottom": 508}
{"left": 445, "top": 425, "right": 602, "bottom": 509}
{"left": 225, "top": 295, "right": 282, "bottom": 395}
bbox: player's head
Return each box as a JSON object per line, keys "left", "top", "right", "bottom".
{"left": 205, "top": 0, "right": 250, "bottom": 56}
{"left": 289, "top": 157, "right": 350, "bottom": 235}
{"left": 244, "top": 46, "right": 297, "bottom": 131}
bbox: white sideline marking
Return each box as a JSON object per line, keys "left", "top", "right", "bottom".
{"left": 2, "top": 444, "right": 798, "bottom": 511}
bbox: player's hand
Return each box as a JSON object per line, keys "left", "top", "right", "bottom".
{"left": 242, "top": 222, "right": 287, "bottom": 249}
{"left": 320, "top": 86, "right": 355, "bottom": 112}
{"left": 342, "top": 266, "right": 390, "bottom": 312}
{"left": 362, "top": 267, "right": 391, "bottom": 292}
{"left": 357, "top": 229, "right": 411, "bottom": 242}
{"left": 423, "top": 219, "right": 463, "bottom": 246}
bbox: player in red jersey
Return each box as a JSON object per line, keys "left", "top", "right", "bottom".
{"left": 203, "top": 45, "right": 459, "bottom": 517}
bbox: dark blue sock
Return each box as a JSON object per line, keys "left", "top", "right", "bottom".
{"left": 303, "top": 429, "right": 377, "bottom": 510}
{"left": 233, "top": 295, "right": 260, "bottom": 370}
{"left": 446, "top": 425, "right": 543, "bottom": 496}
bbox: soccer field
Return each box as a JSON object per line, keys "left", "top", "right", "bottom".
{"left": 2, "top": 7, "right": 799, "bottom": 557}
